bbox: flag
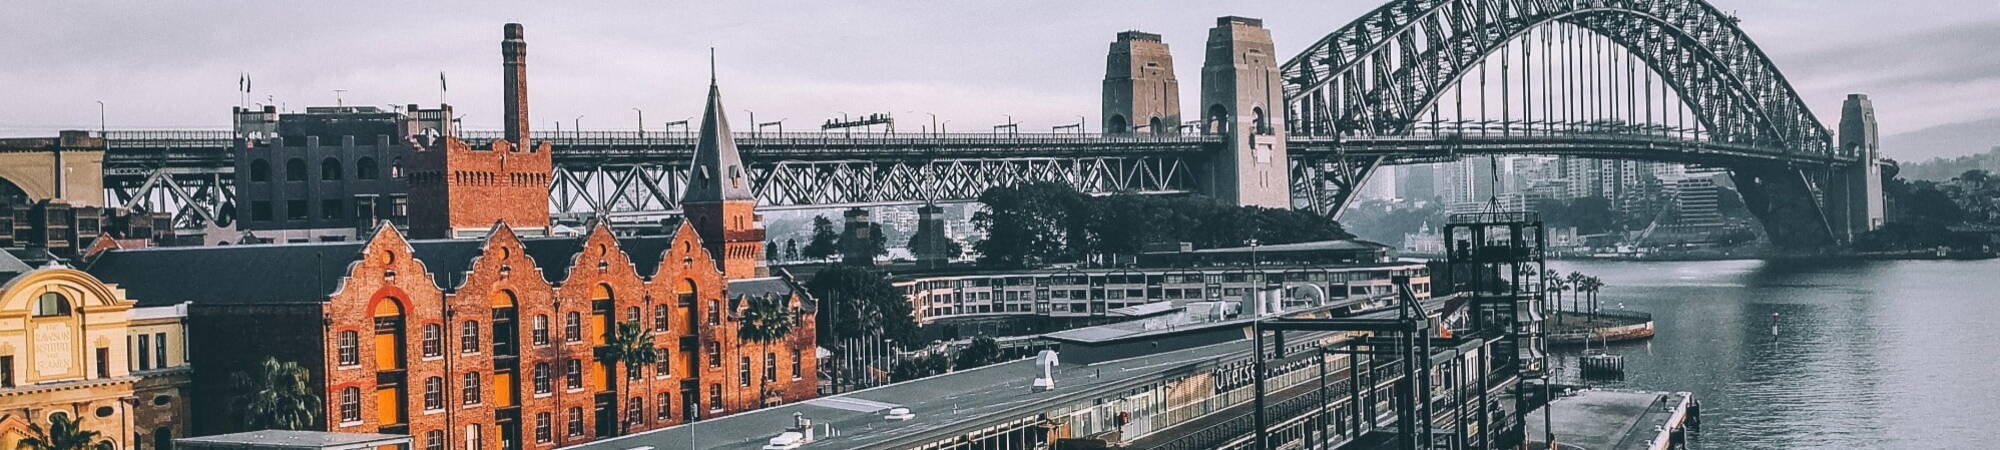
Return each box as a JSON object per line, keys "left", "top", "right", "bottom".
{"left": 440, "top": 72, "right": 447, "bottom": 92}
{"left": 239, "top": 73, "right": 246, "bottom": 92}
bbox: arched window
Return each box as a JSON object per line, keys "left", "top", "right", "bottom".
{"left": 651, "top": 305, "right": 669, "bottom": 332}
{"left": 1149, "top": 116, "right": 1167, "bottom": 136}
{"left": 1251, "top": 106, "right": 1269, "bottom": 135}
{"left": 250, "top": 159, "right": 271, "bottom": 182}
{"left": 153, "top": 428, "right": 174, "bottom": 450}
{"left": 320, "top": 157, "right": 343, "bottom": 181}
{"left": 338, "top": 387, "right": 360, "bottom": 422}
{"left": 656, "top": 392, "right": 672, "bottom": 420}
{"left": 421, "top": 324, "right": 442, "bottom": 357}
{"left": 1206, "top": 104, "right": 1230, "bottom": 135}
{"left": 461, "top": 372, "right": 481, "bottom": 404}
{"left": 33, "top": 292, "right": 70, "bottom": 317}
{"left": 390, "top": 157, "right": 404, "bottom": 179}
{"left": 423, "top": 376, "right": 444, "bottom": 410}
{"left": 285, "top": 158, "right": 307, "bottom": 182}
{"left": 336, "top": 331, "right": 359, "bottom": 366}
{"left": 564, "top": 360, "right": 582, "bottom": 390}
{"left": 565, "top": 407, "right": 584, "bottom": 437}
{"left": 563, "top": 312, "right": 581, "bottom": 342}
{"left": 531, "top": 315, "right": 550, "bottom": 346}
{"left": 625, "top": 397, "right": 642, "bottom": 427}
{"left": 1106, "top": 114, "right": 1129, "bottom": 134}
{"left": 532, "top": 363, "right": 552, "bottom": 394}
{"left": 534, "top": 413, "right": 552, "bottom": 443}
{"left": 624, "top": 306, "right": 639, "bottom": 323}
{"left": 460, "top": 321, "right": 480, "bottom": 354}
{"left": 356, "top": 157, "right": 379, "bottom": 180}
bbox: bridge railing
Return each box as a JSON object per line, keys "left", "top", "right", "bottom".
{"left": 103, "top": 130, "right": 234, "bottom": 148}
{"left": 457, "top": 129, "right": 1218, "bottom": 147}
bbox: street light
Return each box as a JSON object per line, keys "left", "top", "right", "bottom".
{"left": 573, "top": 115, "right": 584, "bottom": 140}
{"left": 632, "top": 108, "right": 645, "bottom": 140}
{"left": 744, "top": 109, "right": 756, "bottom": 137}
{"left": 94, "top": 101, "right": 106, "bottom": 138}
{"left": 907, "top": 111, "right": 937, "bottom": 136}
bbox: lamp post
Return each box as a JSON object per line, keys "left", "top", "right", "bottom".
{"left": 907, "top": 111, "right": 937, "bottom": 136}
{"left": 95, "top": 101, "right": 106, "bottom": 138}
{"left": 744, "top": 109, "right": 756, "bottom": 137}
{"left": 573, "top": 115, "right": 584, "bottom": 140}
{"left": 632, "top": 108, "right": 645, "bottom": 140}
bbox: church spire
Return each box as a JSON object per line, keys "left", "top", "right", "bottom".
{"left": 683, "top": 67, "right": 754, "bottom": 203}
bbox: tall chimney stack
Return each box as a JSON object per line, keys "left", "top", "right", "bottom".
{"left": 502, "top": 23, "right": 529, "bottom": 150}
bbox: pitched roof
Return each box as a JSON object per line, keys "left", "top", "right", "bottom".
{"left": 681, "top": 81, "right": 754, "bottom": 203}
{"left": 86, "top": 224, "right": 685, "bottom": 307}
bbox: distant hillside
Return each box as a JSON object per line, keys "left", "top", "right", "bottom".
{"left": 1881, "top": 117, "right": 2000, "bottom": 162}
{"left": 1896, "top": 148, "right": 2000, "bottom": 181}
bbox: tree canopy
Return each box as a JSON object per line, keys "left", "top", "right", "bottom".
{"left": 804, "top": 264, "right": 919, "bottom": 346}
{"left": 972, "top": 182, "right": 1352, "bottom": 269}
{"left": 801, "top": 216, "right": 839, "bottom": 260}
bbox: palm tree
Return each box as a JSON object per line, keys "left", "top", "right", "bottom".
{"left": 738, "top": 294, "right": 798, "bottom": 404}
{"left": 1582, "top": 276, "right": 1606, "bottom": 321}
{"left": 1545, "top": 269, "right": 1569, "bottom": 324}
{"left": 601, "top": 321, "right": 658, "bottom": 436}
{"left": 1566, "top": 272, "right": 1587, "bottom": 317}
{"left": 231, "top": 357, "right": 322, "bottom": 431}
{"left": 18, "top": 413, "right": 102, "bottom": 450}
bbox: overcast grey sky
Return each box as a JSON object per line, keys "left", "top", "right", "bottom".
{"left": 3, "top": 1, "right": 1997, "bottom": 138}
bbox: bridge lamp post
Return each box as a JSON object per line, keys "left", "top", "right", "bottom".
{"left": 572, "top": 115, "right": 583, "bottom": 140}
{"left": 94, "top": 100, "right": 106, "bottom": 138}
{"left": 907, "top": 111, "right": 937, "bottom": 136}
{"left": 632, "top": 108, "right": 644, "bottom": 140}
{"left": 940, "top": 120, "right": 951, "bottom": 134}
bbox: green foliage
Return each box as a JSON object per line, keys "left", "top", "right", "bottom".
{"left": 906, "top": 222, "right": 964, "bottom": 261}
{"left": 603, "top": 322, "right": 659, "bottom": 378}
{"left": 953, "top": 336, "right": 1003, "bottom": 369}
{"left": 783, "top": 238, "right": 800, "bottom": 260}
{"left": 231, "top": 357, "right": 322, "bottom": 431}
{"left": 17, "top": 413, "right": 102, "bottom": 450}
{"left": 802, "top": 216, "right": 839, "bottom": 260}
{"left": 737, "top": 295, "right": 798, "bottom": 344}
{"left": 805, "top": 264, "right": 918, "bottom": 346}
{"left": 973, "top": 182, "right": 1353, "bottom": 268}
{"left": 889, "top": 353, "right": 953, "bottom": 382}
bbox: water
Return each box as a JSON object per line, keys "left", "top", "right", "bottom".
{"left": 1544, "top": 258, "right": 2000, "bottom": 449}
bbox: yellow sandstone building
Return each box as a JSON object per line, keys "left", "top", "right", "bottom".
{"left": 0, "top": 251, "right": 188, "bottom": 450}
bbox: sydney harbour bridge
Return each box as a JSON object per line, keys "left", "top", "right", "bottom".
{"left": 97, "top": 0, "right": 1881, "bottom": 248}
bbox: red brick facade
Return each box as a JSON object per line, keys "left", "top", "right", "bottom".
{"left": 406, "top": 137, "right": 553, "bottom": 240}
{"left": 257, "top": 221, "right": 814, "bottom": 449}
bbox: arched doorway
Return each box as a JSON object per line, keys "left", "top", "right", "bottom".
{"left": 1106, "top": 114, "right": 1129, "bottom": 134}
{"left": 1206, "top": 104, "right": 1230, "bottom": 135}
{"left": 1148, "top": 116, "right": 1167, "bottom": 136}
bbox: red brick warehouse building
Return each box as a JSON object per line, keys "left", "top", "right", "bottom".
{"left": 84, "top": 23, "right": 815, "bottom": 450}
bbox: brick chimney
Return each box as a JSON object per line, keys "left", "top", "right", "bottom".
{"left": 502, "top": 23, "right": 529, "bottom": 150}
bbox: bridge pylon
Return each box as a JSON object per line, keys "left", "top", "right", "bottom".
{"left": 1200, "top": 16, "right": 1291, "bottom": 209}
{"left": 1102, "top": 31, "right": 1180, "bottom": 136}
{"left": 1828, "top": 94, "right": 1886, "bottom": 243}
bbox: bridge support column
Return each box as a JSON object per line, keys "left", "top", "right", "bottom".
{"left": 1826, "top": 94, "right": 1885, "bottom": 243}
{"left": 839, "top": 207, "right": 880, "bottom": 266}
{"left": 1732, "top": 166, "right": 1837, "bottom": 249}
{"left": 1102, "top": 31, "right": 1180, "bottom": 136}
{"left": 1200, "top": 16, "right": 1291, "bottom": 208}
{"left": 911, "top": 204, "right": 951, "bottom": 269}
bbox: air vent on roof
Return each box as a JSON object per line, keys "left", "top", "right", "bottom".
{"left": 760, "top": 432, "right": 803, "bottom": 450}
{"left": 883, "top": 407, "right": 915, "bottom": 421}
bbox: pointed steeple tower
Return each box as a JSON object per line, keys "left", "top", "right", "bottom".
{"left": 682, "top": 63, "right": 767, "bottom": 279}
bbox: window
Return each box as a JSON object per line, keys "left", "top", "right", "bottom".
{"left": 390, "top": 157, "right": 404, "bottom": 179}
{"left": 336, "top": 331, "right": 359, "bottom": 366}
{"left": 708, "top": 384, "right": 722, "bottom": 411}
{"left": 286, "top": 158, "right": 307, "bottom": 182}
{"left": 651, "top": 305, "right": 669, "bottom": 332}
{"left": 625, "top": 398, "right": 642, "bottom": 427}
{"left": 422, "top": 324, "right": 442, "bottom": 357}
{"left": 34, "top": 292, "right": 69, "bottom": 317}
{"left": 532, "top": 363, "right": 552, "bottom": 394}
{"left": 0, "top": 356, "right": 13, "bottom": 387}
{"left": 250, "top": 201, "right": 272, "bottom": 221}
{"left": 463, "top": 424, "right": 482, "bottom": 450}
{"left": 564, "top": 360, "right": 582, "bottom": 390}
{"left": 390, "top": 194, "right": 408, "bottom": 219}
{"left": 356, "top": 157, "right": 379, "bottom": 180}
{"left": 764, "top": 353, "right": 777, "bottom": 382}
{"left": 739, "top": 356, "right": 751, "bottom": 387}
{"left": 657, "top": 392, "right": 672, "bottom": 420}
{"left": 154, "top": 332, "right": 167, "bottom": 369}
{"left": 321, "top": 157, "right": 344, "bottom": 180}
{"left": 424, "top": 430, "right": 443, "bottom": 450}
{"left": 286, "top": 199, "right": 308, "bottom": 220}
{"left": 423, "top": 376, "right": 444, "bottom": 410}
{"left": 792, "top": 350, "right": 802, "bottom": 380}
{"left": 563, "top": 312, "right": 581, "bottom": 342}
{"left": 534, "top": 413, "right": 551, "bottom": 443}
{"left": 249, "top": 159, "right": 271, "bottom": 182}
{"left": 531, "top": 315, "right": 550, "bottom": 346}
{"left": 565, "top": 407, "right": 584, "bottom": 437}
{"left": 460, "top": 321, "right": 480, "bottom": 354}
{"left": 95, "top": 348, "right": 108, "bottom": 379}
{"left": 137, "top": 335, "right": 153, "bottom": 371}
{"left": 706, "top": 300, "right": 719, "bottom": 325}
{"left": 321, "top": 199, "right": 344, "bottom": 220}
{"left": 339, "top": 387, "right": 360, "bottom": 423}
{"left": 706, "top": 342, "right": 720, "bottom": 368}
{"left": 654, "top": 347, "right": 671, "bottom": 378}
{"left": 461, "top": 372, "right": 481, "bottom": 404}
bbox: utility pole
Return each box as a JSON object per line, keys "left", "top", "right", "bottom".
{"left": 633, "top": 108, "right": 645, "bottom": 140}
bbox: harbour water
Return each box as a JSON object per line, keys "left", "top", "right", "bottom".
{"left": 1545, "top": 258, "right": 2000, "bottom": 449}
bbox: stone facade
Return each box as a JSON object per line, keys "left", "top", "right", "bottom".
{"left": 1102, "top": 31, "right": 1181, "bottom": 135}
{"left": 0, "top": 262, "right": 189, "bottom": 450}
{"left": 1200, "top": 16, "right": 1290, "bottom": 208}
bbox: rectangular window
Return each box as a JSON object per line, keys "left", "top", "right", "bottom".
{"left": 338, "top": 388, "right": 360, "bottom": 423}
{"left": 655, "top": 348, "right": 671, "bottom": 379}
{"left": 460, "top": 321, "right": 480, "bottom": 354}
{"left": 154, "top": 332, "right": 168, "bottom": 368}
{"left": 738, "top": 356, "right": 750, "bottom": 387}
{"left": 707, "top": 300, "right": 719, "bottom": 325}
{"left": 353, "top": 195, "right": 378, "bottom": 222}
{"left": 533, "top": 364, "right": 552, "bottom": 394}
{"left": 534, "top": 413, "right": 552, "bottom": 443}
{"left": 657, "top": 392, "right": 672, "bottom": 420}
{"left": 286, "top": 199, "right": 308, "bottom": 220}
{"left": 565, "top": 360, "right": 583, "bottom": 390}
{"left": 652, "top": 306, "right": 669, "bottom": 332}
{"left": 531, "top": 315, "right": 550, "bottom": 346}
{"left": 708, "top": 384, "right": 722, "bottom": 412}
{"left": 0, "top": 356, "right": 11, "bottom": 387}
{"left": 424, "top": 377, "right": 444, "bottom": 410}
{"left": 764, "top": 353, "right": 777, "bottom": 382}
{"left": 564, "top": 313, "right": 581, "bottom": 342}
{"left": 337, "top": 331, "right": 359, "bottom": 366}
{"left": 463, "top": 424, "right": 482, "bottom": 450}
{"left": 566, "top": 408, "right": 584, "bottom": 437}
{"left": 422, "top": 324, "right": 442, "bottom": 357}
{"left": 706, "top": 342, "right": 720, "bottom": 368}
{"left": 792, "top": 350, "right": 802, "bottom": 380}
{"left": 390, "top": 194, "right": 409, "bottom": 219}
{"left": 251, "top": 201, "right": 273, "bottom": 221}
{"left": 321, "top": 199, "right": 343, "bottom": 220}
{"left": 96, "top": 348, "right": 109, "bottom": 378}
{"left": 137, "top": 335, "right": 153, "bottom": 371}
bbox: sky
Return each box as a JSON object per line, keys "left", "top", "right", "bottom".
{"left": 4, "top": 1, "right": 1998, "bottom": 141}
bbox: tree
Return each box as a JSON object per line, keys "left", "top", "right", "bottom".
{"left": 802, "top": 216, "right": 840, "bottom": 260}
{"left": 805, "top": 264, "right": 918, "bottom": 347}
{"left": 1545, "top": 269, "right": 1570, "bottom": 324}
{"left": 784, "top": 238, "right": 800, "bottom": 261}
{"left": 601, "top": 322, "right": 658, "bottom": 436}
{"left": 953, "top": 336, "right": 1003, "bottom": 369}
{"left": 1565, "top": 272, "right": 1587, "bottom": 317}
{"left": 231, "top": 357, "right": 322, "bottom": 431}
{"left": 17, "top": 413, "right": 102, "bottom": 450}
{"left": 766, "top": 241, "right": 780, "bottom": 262}
{"left": 972, "top": 182, "right": 1088, "bottom": 269}
{"left": 1579, "top": 276, "right": 1606, "bottom": 321}
{"left": 738, "top": 294, "right": 798, "bottom": 404}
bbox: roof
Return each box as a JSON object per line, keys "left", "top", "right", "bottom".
{"left": 86, "top": 226, "right": 682, "bottom": 307}
{"left": 681, "top": 81, "right": 754, "bottom": 203}
{"left": 1173, "top": 239, "right": 1393, "bottom": 255}
{"left": 175, "top": 430, "right": 409, "bottom": 450}
{"left": 725, "top": 277, "right": 793, "bottom": 299}
{"left": 0, "top": 250, "right": 32, "bottom": 281}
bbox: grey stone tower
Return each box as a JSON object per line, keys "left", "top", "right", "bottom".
{"left": 1831, "top": 94, "right": 1885, "bottom": 242}
{"left": 1102, "top": 31, "right": 1180, "bottom": 135}
{"left": 1200, "top": 16, "right": 1290, "bottom": 208}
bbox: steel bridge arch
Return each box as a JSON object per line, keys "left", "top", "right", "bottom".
{"left": 1280, "top": 0, "right": 1838, "bottom": 161}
